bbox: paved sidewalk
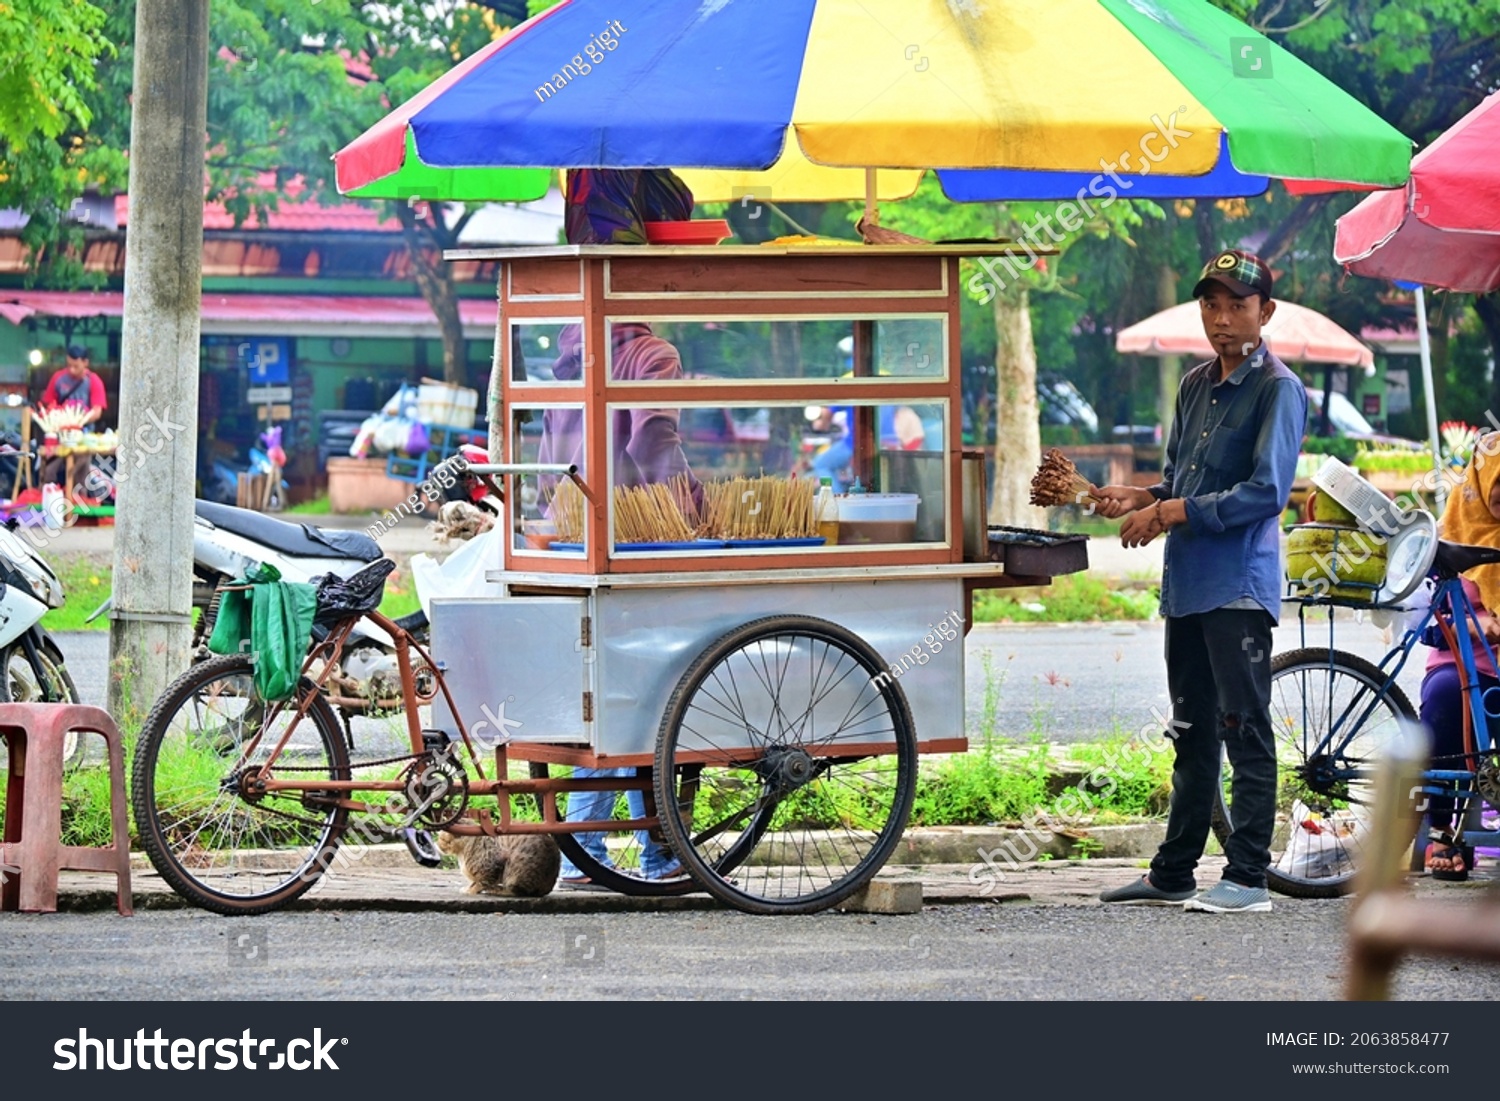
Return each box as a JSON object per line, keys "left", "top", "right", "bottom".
{"left": 47, "top": 826, "right": 1498, "bottom": 914}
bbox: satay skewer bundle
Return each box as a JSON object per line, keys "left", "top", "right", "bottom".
{"left": 701, "top": 475, "right": 817, "bottom": 540}
{"left": 1029, "top": 447, "right": 1102, "bottom": 507}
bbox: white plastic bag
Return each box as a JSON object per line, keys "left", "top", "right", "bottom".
{"left": 409, "top": 526, "right": 501, "bottom": 617}
{"left": 1274, "top": 799, "right": 1367, "bottom": 880}
{"left": 1371, "top": 576, "right": 1435, "bottom": 640}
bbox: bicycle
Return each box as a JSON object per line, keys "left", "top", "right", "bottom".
{"left": 130, "top": 555, "right": 918, "bottom": 917}
{"left": 1217, "top": 533, "right": 1500, "bottom": 897}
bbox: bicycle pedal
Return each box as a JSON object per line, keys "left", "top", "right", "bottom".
{"left": 402, "top": 827, "right": 443, "bottom": 868}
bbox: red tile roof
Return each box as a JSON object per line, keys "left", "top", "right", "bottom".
{"left": 114, "top": 173, "right": 399, "bottom": 233}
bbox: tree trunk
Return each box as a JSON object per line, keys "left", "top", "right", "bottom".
{"left": 990, "top": 287, "right": 1046, "bottom": 528}
{"left": 109, "top": 0, "right": 208, "bottom": 726}
{"left": 397, "top": 204, "right": 468, "bottom": 387}
{"left": 1156, "top": 263, "right": 1182, "bottom": 448}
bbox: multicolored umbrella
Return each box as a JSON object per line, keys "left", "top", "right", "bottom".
{"left": 334, "top": 0, "right": 1411, "bottom": 205}
{"left": 1334, "top": 90, "right": 1500, "bottom": 294}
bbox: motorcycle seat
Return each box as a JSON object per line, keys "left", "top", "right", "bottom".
{"left": 194, "top": 500, "right": 383, "bottom": 562}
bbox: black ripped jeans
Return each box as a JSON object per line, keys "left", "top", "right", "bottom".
{"left": 1149, "top": 608, "right": 1278, "bottom": 891}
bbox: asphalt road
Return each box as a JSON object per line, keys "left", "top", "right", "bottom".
{"left": 4, "top": 899, "right": 1499, "bottom": 1001}
{"left": 52, "top": 605, "right": 1425, "bottom": 749}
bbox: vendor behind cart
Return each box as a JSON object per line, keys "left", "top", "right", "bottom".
{"left": 541, "top": 167, "right": 700, "bottom": 886}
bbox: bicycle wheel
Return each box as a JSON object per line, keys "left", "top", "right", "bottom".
{"left": 132, "top": 653, "right": 351, "bottom": 915}
{"left": 1213, "top": 647, "right": 1414, "bottom": 899}
{"left": 0, "top": 636, "right": 82, "bottom": 768}
{"left": 654, "top": 615, "right": 918, "bottom": 915}
{"left": 527, "top": 762, "right": 698, "bottom": 897}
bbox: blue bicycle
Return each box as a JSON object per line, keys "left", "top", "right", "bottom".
{"left": 1213, "top": 535, "right": 1500, "bottom": 897}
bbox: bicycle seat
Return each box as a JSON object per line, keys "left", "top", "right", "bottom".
{"left": 1434, "top": 539, "right": 1500, "bottom": 576}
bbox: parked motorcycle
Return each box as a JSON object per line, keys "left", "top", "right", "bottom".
{"left": 0, "top": 516, "right": 83, "bottom": 767}
{"left": 90, "top": 453, "right": 499, "bottom": 717}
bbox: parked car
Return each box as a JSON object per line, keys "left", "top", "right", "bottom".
{"left": 961, "top": 367, "right": 1100, "bottom": 446}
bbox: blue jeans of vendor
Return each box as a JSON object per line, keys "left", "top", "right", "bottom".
{"left": 560, "top": 767, "right": 679, "bottom": 880}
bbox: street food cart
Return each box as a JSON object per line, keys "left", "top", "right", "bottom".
{"left": 426, "top": 241, "right": 1091, "bottom": 912}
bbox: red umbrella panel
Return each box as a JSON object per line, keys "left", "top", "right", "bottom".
{"left": 1334, "top": 90, "right": 1500, "bottom": 294}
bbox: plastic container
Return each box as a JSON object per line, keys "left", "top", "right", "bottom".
{"left": 836, "top": 492, "right": 920, "bottom": 545}
{"left": 643, "top": 219, "right": 732, "bottom": 245}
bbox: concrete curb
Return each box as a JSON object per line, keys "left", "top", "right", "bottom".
{"left": 45, "top": 824, "right": 1169, "bottom": 914}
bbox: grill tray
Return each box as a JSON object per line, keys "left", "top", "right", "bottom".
{"left": 985, "top": 526, "right": 1089, "bottom": 577}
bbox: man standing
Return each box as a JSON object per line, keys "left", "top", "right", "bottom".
{"left": 41, "top": 343, "right": 107, "bottom": 427}
{"left": 1094, "top": 250, "right": 1306, "bottom": 913}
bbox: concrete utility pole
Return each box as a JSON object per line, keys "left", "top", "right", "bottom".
{"left": 108, "top": 0, "right": 210, "bottom": 723}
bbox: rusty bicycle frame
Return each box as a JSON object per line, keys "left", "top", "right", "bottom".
{"left": 219, "top": 460, "right": 679, "bottom": 843}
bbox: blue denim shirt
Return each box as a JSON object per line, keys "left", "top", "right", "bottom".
{"left": 1149, "top": 343, "right": 1307, "bottom": 619}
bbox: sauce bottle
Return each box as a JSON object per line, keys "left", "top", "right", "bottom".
{"left": 816, "top": 477, "right": 839, "bottom": 545}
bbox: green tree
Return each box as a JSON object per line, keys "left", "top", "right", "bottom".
{"left": 1037, "top": 0, "right": 1500, "bottom": 452}
{"left": 1197, "top": 0, "right": 1500, "bottom": 427}
{"left": 0, "top": 0, "right": 126, "bottom": 285}
{"left": 55, "top": 0, "right": 522, "bottom": 386}
{"left": 879, "top": 178, "right": 1156, "bottom": 525}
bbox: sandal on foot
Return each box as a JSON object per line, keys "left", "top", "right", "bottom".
{"left": 1426, "top": 842, "right": 1473, "bottom": 882}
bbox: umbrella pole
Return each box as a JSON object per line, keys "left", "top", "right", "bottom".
{"left": 864, "top": 168, "right": 878, "bottom": 226}
{"left": 1415, "top": 285, "right": 1446, "bottom": 512}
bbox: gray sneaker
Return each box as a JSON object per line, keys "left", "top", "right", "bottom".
{"left": 1099, "top": 875, "right": 1195, "bottom": 905}
{"left": 1184, "top": 881, "right": 1272, "bottom": 913}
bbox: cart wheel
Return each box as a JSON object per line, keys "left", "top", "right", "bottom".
{"left": 527, "top": 762, "right": 699, "bottom": 897}
{"left": 654, "top": 614, "right": 918, "bottom": 915}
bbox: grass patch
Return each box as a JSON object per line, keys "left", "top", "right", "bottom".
{"left": 972, "top": 573, "right": 1158, "bottom": 624}
{"left": 285, "top": 494, "right": 332, "bottom": 515}
{"left": 22, "top": 732, "right": 1173, "bottom": 853}
{"left": 41, "top": 554, "right": 113, "bottom": 633}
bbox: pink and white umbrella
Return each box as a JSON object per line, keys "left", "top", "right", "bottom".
{"left": 1115, "top": 299, "right": 1374, "bottom": 368}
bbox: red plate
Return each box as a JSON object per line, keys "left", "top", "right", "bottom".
{"left": 644, "top": 219, "right": 732, "bottom": 245}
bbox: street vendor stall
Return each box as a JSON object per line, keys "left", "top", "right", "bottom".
{"left": 421, "top": 240, "right": 1090, "bottom": 910}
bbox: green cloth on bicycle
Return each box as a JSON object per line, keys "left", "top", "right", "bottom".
{"left": 207, "top": 569, "right": 318, "bottom": 702}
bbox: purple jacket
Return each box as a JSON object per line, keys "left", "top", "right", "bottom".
{"left": 537, "top": 323, "right": 701, "bottom": 502}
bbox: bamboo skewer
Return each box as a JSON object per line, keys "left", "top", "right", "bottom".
{"left": 547, "top": 473, "right": 821, "bottom": 544}
{"left": 1029, "top": 448, "right": 1101, "bottom": 508}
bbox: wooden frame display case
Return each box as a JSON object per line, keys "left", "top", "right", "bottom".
{"left": 450, "top": 243, "right": 1056, "bottom": 584}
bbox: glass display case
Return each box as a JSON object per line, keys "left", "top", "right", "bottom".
{"left": 460, "top": 243, "right": 1030, "bottom": 577}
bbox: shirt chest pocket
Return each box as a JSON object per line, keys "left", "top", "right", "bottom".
{"left": 1204, "top": 421, "right": 1257, "bottom": 475}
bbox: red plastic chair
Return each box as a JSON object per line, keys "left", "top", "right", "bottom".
{"left": 1, "top": 704, "right": 132, "bottom": 915}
